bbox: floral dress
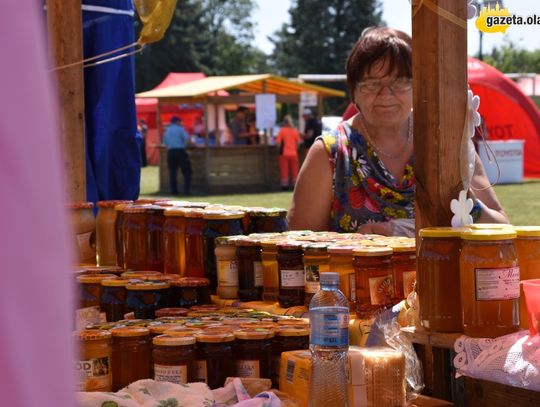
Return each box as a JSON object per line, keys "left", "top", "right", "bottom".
{"left": 319, "top": 122, "right": 415, "bottom": 232}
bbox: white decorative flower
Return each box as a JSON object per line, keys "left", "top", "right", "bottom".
{"left": 461, "top": 90, "right": 481, "bottom": 191}
{"left": 467, "top": 89, "right": 481, "bottom": 137}
{"left": 451, "top": 190, "right": 474, "bottom": 227}
{"left": 467, "top": 0, "right": 477, "bottom": 19}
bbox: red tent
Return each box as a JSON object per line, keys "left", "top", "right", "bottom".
{"left": 343, "top": 58, "right": 540, "bottom": 177}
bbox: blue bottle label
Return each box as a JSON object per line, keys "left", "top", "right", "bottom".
{"left": 310, "top": 311, "right": 349, "bottom": 347}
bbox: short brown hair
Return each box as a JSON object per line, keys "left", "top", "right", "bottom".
{"left": 346, "top": 27, "right": 412, "bottom": 102}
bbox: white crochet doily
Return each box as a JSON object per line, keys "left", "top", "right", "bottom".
{"left": 453, "top": 330, "right": 540, "bottom": 390}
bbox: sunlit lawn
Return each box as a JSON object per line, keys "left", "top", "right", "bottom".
{"left": 140, "top": 165, "right": 540, "bottom": 225}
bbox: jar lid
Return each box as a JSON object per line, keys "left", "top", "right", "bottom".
{"left": 234, "top": 328, "right": 275, "bottom": 340}
{"left": 468, "top": 223, "right": 515, "bottom": 230}
{"left": 195, "top": 331, "right": 235, "bottom": 343}
{"left": 276, "top": 326, "right": 310, "bottom": 336}
{"left": 156, "top": 200, "right": 190, "bottom": 207}
{"left": 461, "top": 229, "right": 517, "bottom": 240}
{"left": 163, "top": 208, "right": 189, "bottom": 217}
{"left": 183, "top": 208, "right": 205, "bottom": 218}
{"left": 353, "top": 247, "right": 393, "bottom": 256}
{"left": 260, "top": 239, "right": 283, "bottom": 248}
{"left": 67, "top": 202, "right": 94, "bottom": 209}
{"left": 148, "top": 323, "right": 185, "bottom": 336}
{"left": 183, "top": 201, "right": 210, "bottom": 208}
{"left": 514, "top": 226, "right": 540, "bottom": 237}
{"left": 126, "top": 281, "right": 170, "bottom": 290}
{"left": 190, "top": 305, "right": 221, "bottom": 312}
{"left": 164, "top": 326, "right": 204, "bottom": 337}
{"left": 215, "top": 236, "right": 236, "bottom": 246}
{"left": 239, "top": 321, "right": 277, "bottom": 330}
{"left": 170, "top": 277, "right": 210, "bottom": 287}
{"left": 110, "top": 327, "right": 150, "bottom": 337}
{"left": 123, "top": 205, "right": 148, "bottom": 214}
{"left": 303, "top": 243, "right": 329, "bottom": 252}
{"left": 155, "top": 308, "right": 190, "bottom": 318}
{"left": 73, "top": 330, "right": 111, "bottom": 341}
{"left": 221, "top": 317, "right": 259, "bottom": 327}
{"left": 203, "top": 210, "right": 245, "bottom": 220}
{"left": 77, "top": 274, "right": 116, "bottom": 284}
{"left": 121, "top": 270, "right": 162, "bottom": 279}
{"left": 83, "top": 266, "right": 123, "bottom": 275}
{"left": 389, "top": 244, "right": 415, "bottom": 253}
{"left": 144, "top": 205, "right": 166, "bottom": 213}
{"left": 223, "top": 205, "right": 246, "bottom": 212}
{"left": 277, "top": 318, "right": 310, "bottom": 327}
{"left": 97, "top": 200, "right": 133, "bottom": 208}
{"left": 328, "top": 245, "right": 356, "bottom": 254}
{"left": 419, "top": 227, "right": 468, "bottom": 238}
{"left": 248, "top": 207, "right": 287, "bottom": 217}
{"left": 277, "top": 241, "right": 303, "bottom": 250}
{"left": 101, "top": 277, "right": 128, "bottom": 287}
{"left": 114, "top": 203, "right": 133, "bottom": 212}
{"left": 153, "top": 334, "right": 196, "bottom": 346}
{"left": 235, "top": 237, "right": 261, "bottom": 247}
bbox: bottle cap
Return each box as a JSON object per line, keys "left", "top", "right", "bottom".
{"left": 320, "top": 272, "right": 339, "bottom": 285}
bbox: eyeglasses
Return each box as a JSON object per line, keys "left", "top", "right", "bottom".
{"left": 356, "top": 77, "right": 413, "bottom": 94}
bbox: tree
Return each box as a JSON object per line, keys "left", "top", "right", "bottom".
{"left": 484, "top": 39, "right": 540, "bottom": 73}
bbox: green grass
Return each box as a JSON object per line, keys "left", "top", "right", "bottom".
{"left": 140, "top": 166, "right": 540, "bottom": 225}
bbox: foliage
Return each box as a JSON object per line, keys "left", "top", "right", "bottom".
{"left": 484, "top": 39, "right": 540, "bottom": 73}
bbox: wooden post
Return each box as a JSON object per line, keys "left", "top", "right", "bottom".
{"left": 412, "top": 0, "right": 468, "bottom": 230}
{"left": 47, "top": 0, "right": 86, "bottom": 201}
{"left": 156, "top": 100, "right": 162, "bottom": 146}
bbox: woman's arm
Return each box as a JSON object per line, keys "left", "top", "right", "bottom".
{"left": 287, "top": 140, "right": 333, "bottom": 231}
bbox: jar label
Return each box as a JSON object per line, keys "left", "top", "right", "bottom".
{"left": 217, "top": 260, "right": 239, "bottom": 287}
{"left": 236, "top": 360, "right": 260, "bottom": 378}
{"left": 194, "top": 359, "right": 207, "bottom": 383}
{"left": 403, "top": 271, "right": 416, "bottom": 298}
{"left": 475, "top": 267, "right": 520, "bottom": 300}
{"left": 281, "top": 269, "right": 305, "bottom": 287}
{"left": 254, "top": 261, "right": 264, "bottom": 287}
{"left": 75, "top": 306, "right": 104, "bottom": 330}
{"left": 75, "top": 356, "right": 110, "bottom": 391}
{"left": 368, "top": 275, "right": 394, "bottom": 305}
{"left": 76, "top": 231, "right": 96, "bottom": 261}
{"left": 154, "top": 364, "right": 188, "bottom": 384}
{"left": 305, "top": 264, "right": 320, "bottom": 293}
{"left": 349, "top": 273, "right": 356, "bottom": 301}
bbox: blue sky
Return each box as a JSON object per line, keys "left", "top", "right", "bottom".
{"left": 254, "top": 0, "right": 540, "bottom": 62}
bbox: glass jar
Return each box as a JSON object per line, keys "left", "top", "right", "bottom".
{"left": 74, "top": 330, "right": 112, "bottom": 391}
{"left": 155, "top": 307, "right": 190, "bottom": 318}
{"left": 303, "top": 243, "right": 330, "bottom": 307}
{"left": 195, "top": 331, "right": 235, "bottom": 389}
{"left": 236, "top": 238, "right": 264, "bottom": 301}
{"left": 96, "top": 200, "right": 131, "bottom": 267}
{"left": 328, "top": 245, "right": 356, "bottom": 308}
{"left": 68, "top": 202, "right": 96, "bottom": 265}
{"left": 233, "top": 329, "right": 274, "bottom": 379}
{"left": 184, "top": 209, "right": 205, "bottom": 278}
{"left": 215, "top": 236, "right": 240, "bottom": 299}
{"left": 163, "top": 208, "right": 187, "bottom": 275}
{"left": 126, "top": 281, "right": 170, "bottom": 319}
{"left": 515, "top": 226, "right": 540, "bottom": 330}
{"left": 277, "top": 242, "right": 305, "bottom": 308}
{"left": 353, "top": 247, "right": 394, "bottom": 319}
{"left": 114, "top": 203, "right": 131, "bottom": 269}
{"left": 261, "top": 239, "right": 281, "bottom": 303}
{"left": 123, "top": 206, "right": 148, "bottom": 270}
{"left": 203, "top": 211, "right": 245, "bottom": 292}
{"left": 417, "top": 227, "right": 464, "bottom": 332}
{"left": 149, "top": 323, "right": 185, "bottom": 338}
{"left": 110, "top": 327, "right": 151, "bottom": 391}
{"left": 390, "top": 243, "right": 416, "bottom": 302}
{"left": 100, "top": 277, "right": 128, "bottom": 322}
{"left": 460, "top": 229, "right": 520, "bottom": 338}
{"left": 247, "top": 208, "right": 289, "bottom": 234}
{"left": 145, "top": 206, "right": 166, "bottom": 272}
{"left": 152, "top": 335, "right": 197, "bottom": 384}
{"left": 272, "top": 326, "right": 309, "bottom": 388}
{"left": 77, "top": 274, "right": 115, "bottom": 309}
{"left": 169, "top": 277, "right": 211, "bottom": 308}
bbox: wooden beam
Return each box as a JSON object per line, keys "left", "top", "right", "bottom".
{"left": 47, "top": 0, "right": 86, "bottom": 201}
{"left": 413, "top": 0, "right": 468, "bottom": 230}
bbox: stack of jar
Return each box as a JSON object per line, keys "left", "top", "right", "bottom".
{"left": 417, "top": 224, "right": 540, "bottom": 338}
{"left": 74, "top": 307, "right": 309, "bottom": 392}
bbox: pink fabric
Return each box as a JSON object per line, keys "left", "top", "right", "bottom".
{"left": 0, "top": 1, "right": 75, "bottom": 405}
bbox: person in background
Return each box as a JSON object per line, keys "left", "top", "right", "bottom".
{"left": 301, "top": 108, "right": 322, "bottom": 150}
{"left": 288, "top": 26, "right": 508, "bottom": 235}
{"left": 276, "top": 115, "right": 301, "bottom": 191}
{"left": 247, "top": 117, "right": 259, "bottom": 145}
{"left": 229, "top": 106, "right": 252, "bottom": 145}
{"left": 137, "top": 119, "right": 148, "bottom": 167}
{"left": 163, "top": 116, "right": 192, "bottom": 196}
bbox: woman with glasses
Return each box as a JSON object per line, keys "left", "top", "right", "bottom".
{"left": 288, "top": 27, "right": 508, "bottom": 235}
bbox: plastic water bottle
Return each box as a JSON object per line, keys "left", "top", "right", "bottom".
{"left": 308, "top": 272, "right": 350, "bottom": 407}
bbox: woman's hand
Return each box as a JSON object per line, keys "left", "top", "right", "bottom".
{"left": 357, "top": 221, "right": 393, "bottom": 236}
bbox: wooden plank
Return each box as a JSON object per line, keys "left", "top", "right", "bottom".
{"left": 47, "top": 0, "right": 86, "bottom": 201}
{"left": 463, "top": 377, "right": 540, "bottom": 406}
{"left": 401, "top": 326, "right": 461, "bottom": 349}
{"left": 412, "top": 0, "right": 468, "bottom": 230}
{"left": 411, "top": 395, "right": 453, "bottom": 406}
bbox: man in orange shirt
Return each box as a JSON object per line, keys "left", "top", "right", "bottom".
{"left": 276, "top": 115, "right": 301, "bottom": 190}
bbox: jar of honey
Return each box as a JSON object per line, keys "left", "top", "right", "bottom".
{"left": 203, "top": 210, "right": 245, "bottom": 293}
{"left": 184, "top": 209, "right": 205, "bottom": 278}
{"left": 77, "top": 274, "right": 116, "bottom": 309}
{"left": 417, "top": 227, "right": 464, "bottom": 332}
{"left": 272, "top": 326, "right": 309, "bottom": 388}
{"left": 247, "top": 208, "right": 289, "bottom": 234}
{"left": 233, "top": 329, "right": 274, "bottom": 379}
{"left": 390, "top": 243, "right": 416, "bottom": 302}
{"left": 353, "top": 246, "right": 394, "bottom": 319}
{"left": 113, "top": 203, "right": 131, "bottom": 268}
{"left": 236, "top": 238, "right": 264, "bottom": 301}
{"left": 514, "top": 226, "right": 540, "bottom": 330}
{"left": 100, "top": 277, "right": 128, "bottom": 322}
{"left": 74, "top": 330, "right": 112, "bottom": 391}
{"left": 460, "top": 229, "right": 520, "bottom": 338}
{"left": 123, "top": 206, "right": 148, "bottom": 270}
{"left": 261, "top": 239, "right": 281, "bottom": 303}
{"left": 153, "top": 335, "right": 197, "bottom": 384}
{"left": 68, "top": 202, "right": 96, "bottom": 265}
{"left": 303, "top": 243, "right": 330, "bottom": 307}
{"left": 215, "top": 236, "right": 240, "bottom": 299}
{"left": 110, "top": 327, "right": 151, "bottom": 391}
{"left": 145, "top": 206, "right": 166, "bottom": 272}
{"left": 163, "top": 208, "right": 187, "bottom": 275}
{"left": 96, "top": 201, "right": 124, "bottom": 266}
{"left": 169, "top": 277, "right": 211, "bottom": 307}
{"left": 277, "top": 242, "right": 305, "bottom": 308}
{"left": 126, "top": 281, "right": 170, "bottom": 319}
{"left": 328, "top": 245, "right": 356, "bottom": 308}
{"left": 195, "top": 331, "right": 235, "bottom": 389}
